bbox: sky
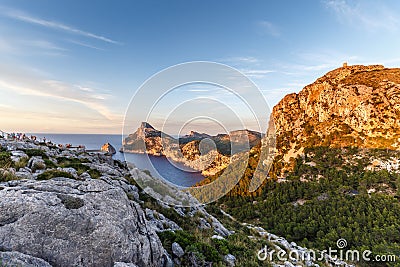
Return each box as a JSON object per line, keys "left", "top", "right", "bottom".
{"left": 0, "top": 0, "right": 400, "bottom": 134}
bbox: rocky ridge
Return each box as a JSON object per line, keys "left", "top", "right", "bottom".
{"left": 272, "top": 64, "right": 400, "bottom": 172}
{"left": 121, "top": 122, "right": 262, "bottom": 176}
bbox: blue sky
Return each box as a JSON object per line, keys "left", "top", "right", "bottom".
{"left": 0, "top": 0, "right": 399, "bottom": 134}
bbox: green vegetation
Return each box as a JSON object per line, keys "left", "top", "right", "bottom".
{"left": 14, "top": 157, "right": 29, "bottom": 170}
{"left": 0, "top": 152, "right": 19, "bottom": 182}
{"left": 56, "top": 157, "right": 100, "bottom": 179}
{"left": 0, "top": 169, "right": 19, "bottom": 182}
{"left": 0, "top": 152, "right": 12, "bottom": 169}
{"left": 210, "top": 146, "right": 400, "bottom": 266}
{"left": 24, "top": 149, "right": 48, "bottom": 159}
{"left": 141, "top": 191, "right": 271, "bottom": 266}
{"left": 157, "top": 226, "right": 271, "bottom": 266}
{"left": 37, "top": 170, "right": 75, "bottom": 180}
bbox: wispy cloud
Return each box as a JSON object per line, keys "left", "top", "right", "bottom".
{"left": 0, "top": 6, "right": 121, "bottom": 44}
{"left": 0, "top": 64, "right": 119, "bottom": 121}
{"left": 241, "top": 69, "right": 275, "bottom": 79}
{"left": 324, "top": 0, "right": 399, "bottom": 31}
{"left": 0, "top": 37, "right": 67, "bottom": 57}
{"left": 25, "top": 39, "right": 66, "bottom": 51}
{"left": 68, "top": 39, "right": 106, "bottom": 51}
{"left": 219, "top": 57, "right": 275, "bottom": 79}
{"left": 257, "top": 20, "right": 280, "bottom": 37}
{"left": 223, "top": 56, "right": 260, "bottom": 64}
{"left": 0, "top": 103, "right": 12, "bottom": 109}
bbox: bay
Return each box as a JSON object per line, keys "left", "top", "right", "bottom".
{"left": 29, "top": 133, "right": 205, "bottom": 187}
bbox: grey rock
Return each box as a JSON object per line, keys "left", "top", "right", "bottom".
{"left": 198, "top": 217, "right": 211, "bottom": 229}
{"left": 145, "top": 208, "right": 181, "bottom": 232}
{"left": 0, "top": 178, "right": 165, "bottom": 267}
{"left": 113, "top": 262, "right": 138, "bottom": 267}
{"left": 174, "top": 207, "right": 186, "bottom": 217}
{"left": 211, "top": 235, "right": 225, "bottom": 240}
{"left": 27, "top": 156, "right": 46, "bottom": 172}
{"left": 284, "top": 261, "right": 296, "bottom": 267}
{"left": 15, "top": 169, "right": 33, "bottom": 180}
{"left": 172, "top": 242, "right": 184, "bottom": 258}
{"left": 84, "top": 162, "right": 122, "bottom": 177}
{"left": 57, "top": 167, "right": 78, "bottom": 178}
{"left": 0, "top": 251, "right": 52, "bottom": 267}
{"left": 224, "top": 254, "right": 236, "bottom": 267}
{"left": 186, "top": 252, "right": 212, "bottom": 267}
{"left": 79, "top": 171, "right": 92, "bottom": 180}
{"left": 163, "top": 253, "right": 174, "bottom": 267}
{"left": 173, "top": 257, "right": 181, "bottom": 265}
{"left": 10, "top": 150, "right": 28, "bottom": 163}
{"left": 118, "top": 180, "right": 140, "bottom": 201}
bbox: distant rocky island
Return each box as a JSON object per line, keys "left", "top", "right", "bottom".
{"left": 121, "top": 122, "right": 263, "bottom": 176}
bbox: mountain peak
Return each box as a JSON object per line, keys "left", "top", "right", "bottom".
{"left": 272, "top": 64, "right": 400, "bottom": 172}
{"left": 140, "top": 122, "right": 155, "bottom": 129}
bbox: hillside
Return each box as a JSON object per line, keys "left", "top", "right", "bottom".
{"left": 205, "top": 64, "right": 400, "bottom": 266}
{"left": 272, "top": 64, "right": 400, "bottom": 173}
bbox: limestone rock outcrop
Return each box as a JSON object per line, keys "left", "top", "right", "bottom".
{"left": 101, "top": 142, "right": 117, "bottom": 155}
{"left": 272, "top": 64, "right": 400, "bottom": 170}
{"left": 0, "top": 178, "right": 165, "bottom": 267}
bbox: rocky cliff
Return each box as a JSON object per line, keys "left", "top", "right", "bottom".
{"left": 122, "top": 123, "right": 262, "bottom": 176}
{"left": 272, "top": 64, "right": 400, "bottom": 171}
{"left": 101, "top": 142, "right": 116, "bottom": 155}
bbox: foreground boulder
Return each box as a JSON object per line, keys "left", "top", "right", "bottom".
{"left": 0, "top": 251, "right": 52, "bottom": 267}
{"left": 0, "top": 178, "right": 165, "bottom": 267}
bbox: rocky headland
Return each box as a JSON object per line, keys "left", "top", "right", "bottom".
{"left": 121, "top": 122, "right": 263, "bottom": 176}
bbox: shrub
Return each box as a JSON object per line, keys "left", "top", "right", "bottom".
{"left": 56, "top": 157, "right": 89, "bottom": 165}
{"left": 0, "top": 169, "right": 19, "bottom": 182}
{"left": 24, "top": 149, "right": 48, "bottom": 159}
{"left": 88, "top": 169, "right": 101, "bottom": 179}
{"left": 14, "top": 157, "right": 29, "bottom": 170}
{"left": 43, "top": 159, "right": 57, "bottom": 169}
{"left": 212, "top": 238, "right": 229, "bottom": 255}
{"left": 0, "top": 152, "right": 12, "bottom": 168}
{"left": 56, "top": 157, "right": 100, "bottom": 178}
{"left": 37, "top": 170, "right": 75, "bottom": 180}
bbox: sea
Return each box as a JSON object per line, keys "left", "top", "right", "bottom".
{"left": 29, "top": 133, "right": 205, "bottom": 187}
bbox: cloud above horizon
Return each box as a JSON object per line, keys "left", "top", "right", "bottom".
{"left": 257, "top": 20, "right": 280, "bottom": 37}
{"left": 0, "top": 63, "right": 120, "bottom": 122}
{"left": 324, "top": 0, "right": 399, "bottom": 32}
{"left": 0, "top": 6, "right": 121, "bottom": 45}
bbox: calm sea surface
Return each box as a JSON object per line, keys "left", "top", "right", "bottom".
{"left": 29, "top": 133, "right": 205, "bottom": 187}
